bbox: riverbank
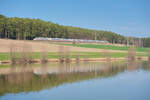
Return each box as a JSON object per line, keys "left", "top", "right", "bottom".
{"left": 0, "top": 57, "right": 148, "bottom": 64}
{"left": 0, "top": 39, "right": 149, "bottom": 64}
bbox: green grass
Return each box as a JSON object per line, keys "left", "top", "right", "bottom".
{"left": 62, "top": 44, "right": 149, "bottom": 52}
{"left": 0, "top": 64, "right": 9, "bottom": 68}
{"left": 0, "top": 52, "right": 147, "bottom": 61}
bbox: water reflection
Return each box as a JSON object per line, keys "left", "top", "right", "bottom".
{"left": 0, "top": 61, "right": 150, "bottom": 96}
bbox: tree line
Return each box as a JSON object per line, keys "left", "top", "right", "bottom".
{"left": 0, "top": 14, "right": 150, "bottom": 47}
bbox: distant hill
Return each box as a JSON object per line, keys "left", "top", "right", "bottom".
{"left": 0, "top": 14, "right": 125, "bottom": 43}
{"left": 0, "top": 14, "right": 150, "bottom": 47}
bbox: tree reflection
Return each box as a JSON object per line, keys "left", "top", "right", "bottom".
{"left": 0, "top": 61, "right": 150, "bottom": 96}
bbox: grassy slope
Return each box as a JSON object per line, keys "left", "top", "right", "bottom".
{"left": 0, "top": 42, "right": 148, "bottom": 61}
{"left": 63, "top": 44, "right": 149, "bottom": 52}
{"left": 0, "top": 52, "right": 147, "bottom": 61}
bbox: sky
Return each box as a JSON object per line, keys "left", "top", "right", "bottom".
{"left": 0, "top": 0, "right": 150, "bottom": 37}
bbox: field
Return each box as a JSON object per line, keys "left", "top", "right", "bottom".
{"left": 0, "top": 39, "right": 125, "bottom": 52}
{"left": 63, "top": 43, "right": 149, "bottom": 52}
{"left": 0, "top": 39, "right": 149, "bottom": 62}
{"left": 0, "top": 52, "right": 147, "bottom": 61}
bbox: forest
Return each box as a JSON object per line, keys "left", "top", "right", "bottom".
{"left": 0, "top": 14, "right": 150, "bottom": 47}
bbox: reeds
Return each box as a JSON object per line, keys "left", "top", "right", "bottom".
{"left": 58, "top": 45, "right": 72, "bottom": 63}
{"left": 20, "top": 42, "right": 34, "bottom": 64}
{"left": 75, "top": 52, "right": 80, "bottom": 63}
{"left": 65, "top": 47, "right": 71, "bottom": 63}
{"left": 41, "top": 52, "right": 48, "bottom": 63}
{"left": 148, "top": 48, "right": 150, "bottom": 61}
{"left": 9, "top": 43, "right": 18, "bottom": 64}
{"left": 40, "top": 46, "right": 48, "bottom": 64}
{"left": 128, "top": 46, "right": 136, "bottom": 61}
{"left": 58, "top": 46, "right": 65, "bottom": 63}
{"left": 65, "top": 55, "right": 71, "bottom": 63}
{"left": 9, "top": 42, "right": 34, "bottom": 64}
{"left": 103, "top": 49, "right": 111, "bottom": 62}
{"left": 83, "top": 55, "right": 89, "bottom": 62}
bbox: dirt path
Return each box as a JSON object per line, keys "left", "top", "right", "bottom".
{"left": 0, "top": 39, "right": 126, "bottom": 53}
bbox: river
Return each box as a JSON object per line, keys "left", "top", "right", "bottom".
{"left": 0, "top": 61, "right": 150, "bottom": 100}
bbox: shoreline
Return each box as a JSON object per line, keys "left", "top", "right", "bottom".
{"left": 0, "top": 57, "right": 148, "bottom": 65}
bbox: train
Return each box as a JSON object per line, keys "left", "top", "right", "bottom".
{"left": 33, "top": 37, "right": 109, "bottom": 43}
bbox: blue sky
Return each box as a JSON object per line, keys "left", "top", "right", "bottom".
{"left": 0, "top": 0, "right": 150, "bottom": 37}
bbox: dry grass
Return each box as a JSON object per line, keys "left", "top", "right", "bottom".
{"left": 75, "top": 52, "right": 80, "bottom": 63}
{"left": 0, "top": 39, "right": 126, "bottom": 53}
{"left": 148, "top": 49, "right": 150, "bottom": 61}
{"left": 40, "top": 46, "right": 48, "bottom": 63}
{"left": 9, "top": 41, "right": 34, "bottom": 64}
{"left": 58, "top": 46, "right": 71, "bottom": 63}
{"left": 128, "top": 46, "right": 136, "bottom": 61}
{"left": 58, "top": 46, "right": 65, "bottom": 63}
{"left": 102, "top": 49, "right": 111, "bottom": 62}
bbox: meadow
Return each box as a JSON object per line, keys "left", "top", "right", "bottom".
{"left": 0, "top": 39, "right": 149, "bottom": 62}
{"left": 63, "top": 43, "right": 149, "bottom": 52}
{"left": 0, "top": 52, "right": 147, "bottom": 61}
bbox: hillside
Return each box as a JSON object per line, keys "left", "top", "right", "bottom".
{"left": 0, "top": 14, "right": 125, "bottom": 44}
{"left": 0, "top": 39, "right": 125, "bottom": 53}
{"left": 0, "top": 14, "right": 150, "bottom": 47}
{"left": 0, "top": 39, "right": 148, "bottom": 62}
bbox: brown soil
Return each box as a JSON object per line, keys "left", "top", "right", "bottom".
{"left": 0, "top": 39, "right": 126, "bottom": 53}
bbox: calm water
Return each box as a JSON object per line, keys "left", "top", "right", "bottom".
{"left": 0, "top": 61, "right": 150, "bottom": 100}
